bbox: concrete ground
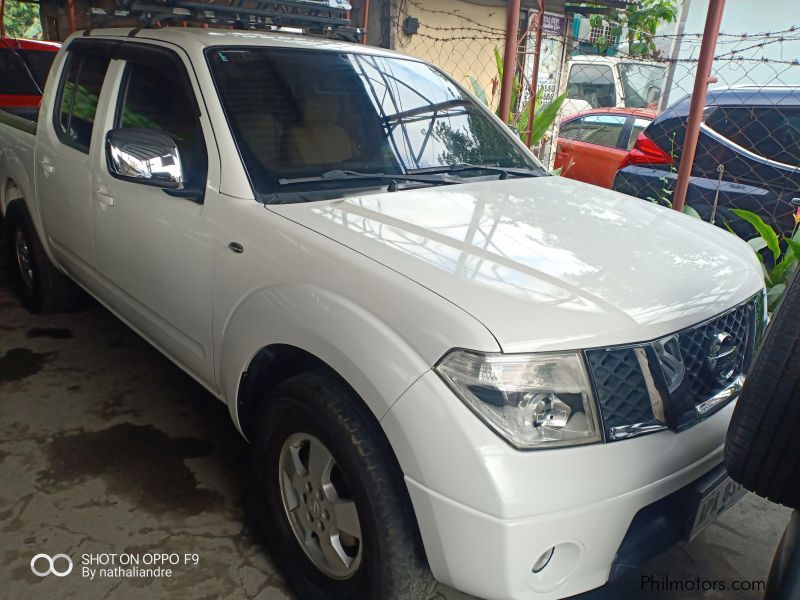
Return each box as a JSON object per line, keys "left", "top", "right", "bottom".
{"left": 0, "top": 258, "right": 792, "bottom": 600}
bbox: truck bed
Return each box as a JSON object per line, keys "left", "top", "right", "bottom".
{"left": 0, "top": 108, "right": 38, "bottom": 135}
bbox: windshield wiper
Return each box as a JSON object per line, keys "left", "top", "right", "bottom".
{"left": 408, "top": 163, "right": 544, "bottom": 179}
{"left": 278, "top": 169, "right": 460, "bottom": 187}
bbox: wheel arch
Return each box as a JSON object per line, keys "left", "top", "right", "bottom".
{"left": 220, "top": 282, "right": 436, "bottom": 440}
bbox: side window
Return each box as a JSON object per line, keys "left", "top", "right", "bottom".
{"left": 55, "top": 53, "right": 110, "bottom": 152}
{"left": 565, "top": 64, "right": 616, "bottom": 108}
{"left": 626, "top": 117, "right": 652, "bottom": 150}
{"left": 117, "top": 61, "right": 207, "bottom": 190}
{"left": 706, "top": 106, "right": 800, "bottom": 167}
{"left": 576, "top": 114, "right": 627, "bottom": 147}
{"left": 559, "top": 117, "right": 585, "bottom": 140}
{"left": 0, "top": 48, "right": 41, "bottom": 95}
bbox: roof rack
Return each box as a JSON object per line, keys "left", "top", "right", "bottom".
{"left": 89, "top": 0, "right": 362, "bottom": 42}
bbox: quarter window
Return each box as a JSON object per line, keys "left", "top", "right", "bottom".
{"left": 55, "top": 53, "right": 110, "bottom": 152}
{"left": 626, "top": 117, "right": 652, "bottom": 150}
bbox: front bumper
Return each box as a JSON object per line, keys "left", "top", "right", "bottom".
{"left": 381, "top": 371, "right": 736, "bottom": 600}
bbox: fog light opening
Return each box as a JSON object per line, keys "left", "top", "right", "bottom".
{"left": 531, "top": 547, "right": 555, "bottom": 573}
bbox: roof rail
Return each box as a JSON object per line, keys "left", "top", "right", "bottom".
{"left": 89, "top": 0, "right": 362, "bottom": 42}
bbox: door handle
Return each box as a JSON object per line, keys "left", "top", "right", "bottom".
{"left": 38, "top": 158, "right": 55, "bottom": 175}
{"left": 93, "top": 185, "right": 115, "bottom": 207}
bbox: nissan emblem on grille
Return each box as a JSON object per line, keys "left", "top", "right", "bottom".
{"left": 706, "top": 331, "right": 739, "bottom": 384}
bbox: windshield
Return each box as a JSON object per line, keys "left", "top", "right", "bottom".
{"left": 618, "top": 63, "right": 666, "bottom": 108}
{"left": 206, "top": 48, "right": 544, "bottom": 198}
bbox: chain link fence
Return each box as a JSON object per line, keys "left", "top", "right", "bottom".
{"left": 392, "top": 2, "right": 798, "bottom": 242}
{"left": 556, "top": 23, "right": 799, "bottom": 238}
{"left": 390, "top": 0, "right": 507, "bottom": 110}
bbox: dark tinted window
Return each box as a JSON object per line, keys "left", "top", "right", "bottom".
{"left": 207, "top": 48, "right": 543, "bottom": 197}
{"left": 117, "top": 62, "right": 207, "bottom": 189}
{"left": 55, "top": 53, "right": 110, "bottom": 152}
{"left": 579, "top": 114, "right": 626, "bottom": 147}
{"left": 559, "top": 117, "right": 585, "bottom": 140}
{"left": 22, "top": 49, "right": 56, "bottom": 90}
{"left": 565, "top": 64, "right": 616, "bottom": 108}
{"left": 0, "top": 48, "right": 54, "bottom": 95}
{"left": 706, "top": 106, "right": 800, "bottom": 167}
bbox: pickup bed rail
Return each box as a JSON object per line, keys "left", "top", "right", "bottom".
{"left": 0, "top": 109, "right": 38, "bottom": 136}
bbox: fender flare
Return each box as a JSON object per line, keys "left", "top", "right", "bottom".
{"left": 218, "top": 281, "right": 434, "bottom": 434}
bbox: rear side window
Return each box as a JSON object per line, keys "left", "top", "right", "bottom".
{"left": 579, "top": 114, "right": 626, "bottom": 147}
{"left": 55, "top": 53, "right": 110, "bottom": 153}
{"left": 0, "top": 48, "right": 54, "bottom": 95}
{"left": 116, "top": 61, "right": 207, "bottom": 190}
{"left": 559, "top": 117, "right": 585, "bottom": 140}
{"left": 706, "top": 106, "right": 800, "bottom": 167}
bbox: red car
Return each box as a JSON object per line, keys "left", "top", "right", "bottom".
{"left": 554, "top": 107, "right": 656, "bottom": 188}
{"left": 0, "top": 36, "right": 60, "bottom": 119}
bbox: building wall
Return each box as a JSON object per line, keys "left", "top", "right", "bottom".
{"left": 392, "top": 0, "right": 508, "bottom": 107}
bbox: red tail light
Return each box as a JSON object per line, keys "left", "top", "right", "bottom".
{"left": 619, "top": 132, "right": 673, "bottom": 168}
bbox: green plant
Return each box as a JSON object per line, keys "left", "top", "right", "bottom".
{"left": 3, "top": 0, "right": 41, "bottom": 38}
{"left": 469, "top": 47, "right": 566, "bottom": 145}
{"left": 587, "top": 0, "right": 678, "bottom": 59}
{"left": 731, "top": 208, "right": 800, "bottom": 311}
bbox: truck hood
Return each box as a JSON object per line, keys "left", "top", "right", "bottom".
{"left": 270, "top": 177, "right": 763, "bottom": 352}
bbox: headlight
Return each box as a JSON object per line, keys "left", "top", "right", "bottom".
{"left": 435, "top": 350, "right": 602, "bottom": 449}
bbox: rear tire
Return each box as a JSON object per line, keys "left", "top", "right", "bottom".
{"left": 724, "top": 270, "right": 800, "bottom": 509}
{"left": 3, "top": 201, "right": 82, "bottom": 313}
{"left": 251, "top": 371, "right": 435, "bottom": 600}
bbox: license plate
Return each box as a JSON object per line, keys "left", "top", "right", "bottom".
{"left": 689, "top": 475, "right": 746, "bottom": 540}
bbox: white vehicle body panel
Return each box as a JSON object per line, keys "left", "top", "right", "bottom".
{"left": 273, "top": 176, "right": 762, "bottom": 353}
{"left": 0, "top": 27, "right": 766, "bottom": 600}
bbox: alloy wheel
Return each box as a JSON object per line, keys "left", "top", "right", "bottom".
{"left": 278, "top": 433, "right": 363, "bottom": 580}
{"left": 14, "top": 228, "right": 34, "bottom": 293}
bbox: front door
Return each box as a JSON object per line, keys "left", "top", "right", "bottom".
{"left": 91, "top": 45, "right": 218, "bottom": 387}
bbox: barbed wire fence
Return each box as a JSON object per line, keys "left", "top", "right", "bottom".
{"left": 390, "top": 0, "right": 507, "bottom": 110}
{"left": 390, "top": 2, "right": 799, "bottom": 240}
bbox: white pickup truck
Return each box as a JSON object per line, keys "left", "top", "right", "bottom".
{"left": 0, "top": 27, "right": 766, "bottom": 600}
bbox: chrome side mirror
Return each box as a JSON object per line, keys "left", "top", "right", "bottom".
{"left": 106, "top": 128, "right": 183, "bottom": 188}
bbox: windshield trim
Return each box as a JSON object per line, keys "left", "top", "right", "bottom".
{"left": 204, "top": 45, "right": 545, "bottom": 203}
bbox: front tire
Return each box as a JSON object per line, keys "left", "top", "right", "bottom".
{"left": 251, "top": 371, "right": 435, "bottom": 600}
{"left": 3, "top": 201, "right": 82, "bottom": 313}
{"left": 725, "top": 270, "right": 800, "bottom": 509}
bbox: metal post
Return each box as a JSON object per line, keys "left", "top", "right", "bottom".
{"left": 67, "top": 0, "right": 77, "bottom": 34}
{"left": 499, "top": 0, "right": 522, "bottom": 124}
{"left": 362, "top": 0, "right": 370, "bottom": 44}
{"left": 660, "top": 0, "right": 691, "bottom": 112}
{"left": 672, "top": 0, "right": 725, "bottom": 212}
{"left": 525, "top": 0, "right": 545, "bottom": 147}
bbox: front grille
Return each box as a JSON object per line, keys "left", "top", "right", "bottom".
{"left": 586, "top": 293, "right": 764, "bottom": 441}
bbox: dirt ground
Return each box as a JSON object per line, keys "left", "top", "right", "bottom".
{"left": 0, "top": 255, "right": 792, "bottom": 600}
